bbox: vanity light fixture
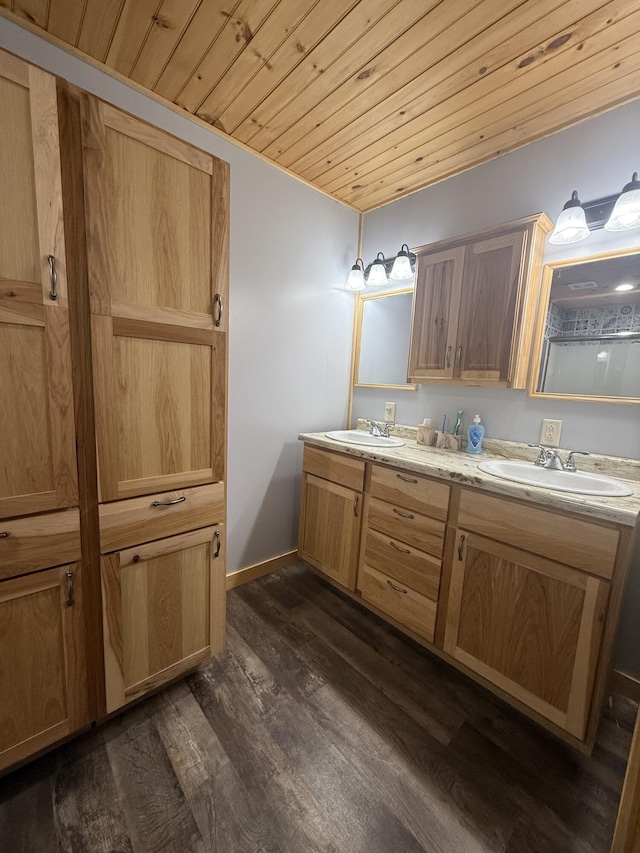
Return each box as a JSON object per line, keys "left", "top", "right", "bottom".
{"left": 345, "top": 258, "right": 366, "bottom": 291}
{"left": 367, "top": 252, "right": 389, "bottom": 286}
{"left": 604, "top": 172, "right": 640, "bottom": 231}
{"left": 549, "top": 191, "right": 590, "bottom": 245}
{"left": 390, "top": 243, "right": 415, "bottom": 280}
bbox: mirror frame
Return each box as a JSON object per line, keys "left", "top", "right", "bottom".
{"left": 528, "top": 246, "right": 640, "bottom": 405}
{"left": 350, "top": 286, "right": 418, "bottom": 392}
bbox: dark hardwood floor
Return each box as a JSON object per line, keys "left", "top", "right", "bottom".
{"left": 0, "top": 561, "right": 635, "bottom": 853}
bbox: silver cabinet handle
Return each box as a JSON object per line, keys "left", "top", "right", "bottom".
{"left": 393, "top": 507, "right": 414, "bottom": 519}
{"left": 47, "top": 254, "right": 58, "bottom": 300}
{"left": 65, "top": 570, "right": 74, "bottom": 607}
{"left": 455, "top": 345, "right": 462, "bottom": 369}
{"left": 214, "top": 293, "right": 223, "bottom": 328}
{"left": 214, "top": 529, "right": 221, "bottom": 558}
{"left": 354, "top": 495, "right": 359, "bottom": 517}
{"left": 151, "top": 496, "right": 186, "bottom": 507}
{"left": 458, "top": 534, "right": 466, "bottom": 561}
{"left": 0, "top": 531, "right": 9, "bottom": 538}
{"left": 396, "top": 473, "right": 418, "bottom": 484}
{"left": 446, "top": 345, "right": 452, "bottom": 368}
{"left": 386, "top": 579, "right": 408, "bottom": 594}
{"left": 390, "top": 541, "right": 411, "bottom": 554}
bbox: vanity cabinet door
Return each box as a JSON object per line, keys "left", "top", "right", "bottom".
{"left": 0, "top": 52, "right": 78, "bottom": 520}
{"left": 456, "top": 230, "right": 526, "bottom": 383}
{"left": 298, "top": 472, "right": 362, "bottom": 591}
{"left": 444, "top": 530, "right": 608, "bottom": 741}
{"left": 100, "top": 526, "right": 225, "bottom": 713}
{"left": 408, "top": 246, "right": 465, "bottom": 381}
{"left": 0, "top": 563, "right": 88, "bottom": 772}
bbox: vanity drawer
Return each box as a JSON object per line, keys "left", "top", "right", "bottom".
{"left": 360, "top": 564, "right": 436, "bottom": 642}
{"left": 360, "top": 527, "right": 441, "bottom": 601}
{"left": 366, "top": 496, "right": 445, "bottom": 558}
{"left": 369, "top": 464, "right": 449, "bottom": 520}
{"left": 99, "top": 482, "right": 225, "bottom": 553}
{"left": 0, "top": 508, "right": 81, "bottom": 580}
{"left": 457, "top": 490, "right": 619, "bottom": 578}
{"left": 303, "top": 446, "right": 365, "bottom": 491}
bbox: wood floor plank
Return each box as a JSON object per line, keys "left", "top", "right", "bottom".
{"left": 0, "top": 756, "right": 57, "bottom": 853}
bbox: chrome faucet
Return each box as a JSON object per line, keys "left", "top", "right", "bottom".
{"left": 528, "top": 444, "right": 590, "bottom": 471}
{"left": 367, "top": 419, "right": 395, "bottom": 437}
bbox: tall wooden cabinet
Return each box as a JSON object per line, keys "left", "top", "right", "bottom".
{"left": 0, "top": 46, "right": 230, "bottom": 769}
{"left": 408, "top": 214, "right": 552, "bottom": 387}
{"left": 0, "top": 51, "right": 88, "bottom": 772}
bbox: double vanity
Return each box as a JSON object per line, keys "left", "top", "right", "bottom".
{"left": 298, "top": 426, "right": 639, "bottom": 752}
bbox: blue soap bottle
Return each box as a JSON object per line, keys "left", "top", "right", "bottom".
{"left": 466, "top": 414, "right": 485, "bottom": 455}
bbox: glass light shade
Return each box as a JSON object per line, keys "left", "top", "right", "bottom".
{"left": 345, "top": 260, "right": 365, "bottom": 291}
{"left": 549, "top": 192, "right": 590, "bottom": 244}
{"left": 367, "top": 252, "right": 388, "bottom": 286}
{"left": 605, "top": 173, "right": 640, "bottom": 231}
{"left": 390, "top": 244, "right": 414, "bottom": 280}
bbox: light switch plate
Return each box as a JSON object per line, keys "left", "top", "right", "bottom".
{"left": 541, "top": 418, "right": 562, "bottom": 445}
{"left": 385, "top": 401, "right": 396, "bottom": 421}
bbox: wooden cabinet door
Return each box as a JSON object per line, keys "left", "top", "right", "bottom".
{"left": 81, "top": 97, "right": 228, "bottom": 501}
{"left": 408, "top": 246, "right": 465, "bottom": 381}
{"left": 0, "top": 563, "right": 88, "bottom": 771}
{"left": 101, "top": 526, "right": 225, "bottom": 713}
{"left": 444, "top": 530, "right": 609, "bottom": 740}
{"left": 456, "top": 230, "right": 526, "bottom": 383}
{"left": 0, "top": 51, "right": 77, "bottom": 520}
{"left": 298, "top": 473, "right": 362, "bottom": 591}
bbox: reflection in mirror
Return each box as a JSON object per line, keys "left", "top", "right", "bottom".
{"left": 355, "top": 288, "right": 417, "bottom": 389}
{"left": 532, "top": 250, "right": 640, "bottom": 401}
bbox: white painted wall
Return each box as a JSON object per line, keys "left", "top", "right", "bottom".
{"left": 0, "top": 18, "right": 359, "bottom": 573}
{"left": 357, "top": 100, "right": 640, "bottom": 459}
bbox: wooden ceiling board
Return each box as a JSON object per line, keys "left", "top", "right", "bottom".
{"left": 324, "top": 0, "right": 639, "bottom": 199}
{"left": 3, "top": 0, "right": 640, "bottom": 211}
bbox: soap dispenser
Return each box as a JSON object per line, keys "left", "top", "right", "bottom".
{"left": 466, "top": 414, "right": 485, "bottom": 455}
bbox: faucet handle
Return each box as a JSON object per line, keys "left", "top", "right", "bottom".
{"left": 564, "top": 450, "right": 589, "bottom": 472}
{"left": 528, "top": 443, "right": 549, "bottom": 465}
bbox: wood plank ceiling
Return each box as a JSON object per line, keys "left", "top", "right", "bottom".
{"left": 2, "top": 0, "right": 640, "bottom": 212}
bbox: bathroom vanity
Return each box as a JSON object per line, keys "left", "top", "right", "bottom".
{"left": 298, "top": 430, "right": 639, "bottom": 751}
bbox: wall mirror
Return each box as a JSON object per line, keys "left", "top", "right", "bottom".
{"left": 529, "top": 248, "right": 640, "bottom": 403}
{"left": 353, "top": 288, "right": 417, "bottom": 390}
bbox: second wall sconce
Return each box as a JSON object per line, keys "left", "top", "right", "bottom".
{"left": 345, "top": 244, "right": 417, "bottom": 291}
{"left": 549, "top": 172, "right": 640, "bottom": 244}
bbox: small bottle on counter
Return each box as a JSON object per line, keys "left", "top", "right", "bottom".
{"left": 466, "top": 414, "right": 485, "bottom": 455}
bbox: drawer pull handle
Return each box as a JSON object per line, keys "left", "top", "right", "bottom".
{"left": 151, "top": 496, "right": 186, "bottom": 507}
{"left": 214, "top": 529, "right": 221, "bottom": 558}
{"left": 396, "top": 473, "right": 418, "bottom": 484}
{"left": 393, "top": 508, "right": 414, "bottom": 519}
{"left": 0, "top": 531, "right": 9, "bottom": 538}
{"left": 214, "top": 293, "right": 223, "bottom": 327}
{"left": 354, "top": 495, "right": 359, "bottom": 518}
{"left": 386, "top": 579, "right": 408, "bottom": 594}
{"left": 446, "top": 345, "right": 452, "bottom": 368}
{"left": 457, "top": 534, "right": 466, "bottom": 561}
{"left": 390, "top": 541, "right": 411, "bottom": 554}
{"left": 47, "top": 254, "right": 58, "bottom": 300}
{"left": 65, "top": 570, "right": 74, "bottom": 607}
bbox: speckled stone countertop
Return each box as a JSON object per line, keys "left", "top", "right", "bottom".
{"left": 299, "top": 426, "right": 640, "bottom": 527}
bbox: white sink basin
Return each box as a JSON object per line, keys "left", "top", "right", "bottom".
{"left": 478, "top": 460, "right": 633, "bottom": 497}
{"left": 325, "top": 430, "right": 405, "bottom": 448}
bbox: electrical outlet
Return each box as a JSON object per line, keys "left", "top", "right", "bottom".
{"left": 541, "top": 418, "right": 562, "bottom": 446}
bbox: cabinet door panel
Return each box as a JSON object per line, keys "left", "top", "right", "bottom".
{"left": 101, "top": 525, "right": 225, "bottom": 712}
{"left": 0, "top": 54, "right": 77, "bottom": 519}
{"left": 457, "top": 231, "right": 525, "bottom": 382}
{"left": 0, "top": 563, "right": 88, "bottom": 771}
{"left": 408, "top": 246, "right": 464, "bottom": 381}
{"left": 445, "top": 531, "right": 608, "bottom": 739}
{"left": 298, "top": 473, "right": 361, "bottom": 591}
{"left": 92, "top": 315, "right": 225, "bottom": 501}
